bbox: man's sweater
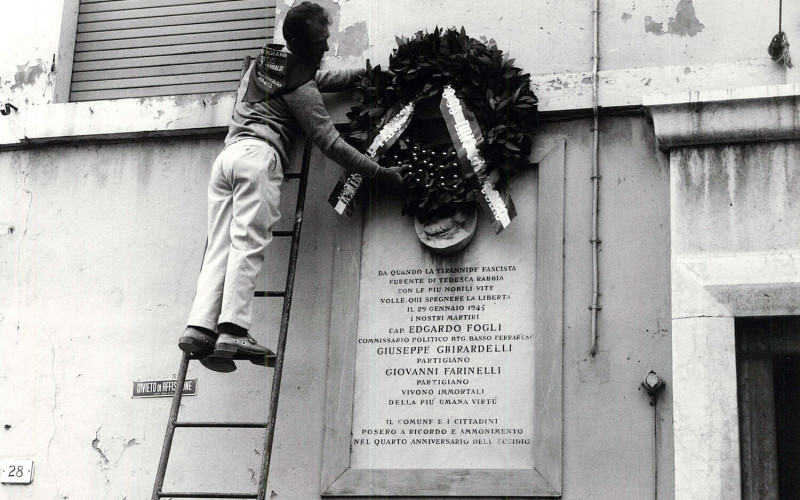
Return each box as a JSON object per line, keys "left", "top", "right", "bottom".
{"left": 226, "top": 62, "right": 380, "bottom": 178}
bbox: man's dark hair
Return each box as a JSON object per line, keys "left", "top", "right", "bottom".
{"left": 283, "top": 2, "right": 332, "bottom": 42}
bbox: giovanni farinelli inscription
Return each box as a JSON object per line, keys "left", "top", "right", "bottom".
{"left": 351, "top": 262, "right": 535, "bottom": 469}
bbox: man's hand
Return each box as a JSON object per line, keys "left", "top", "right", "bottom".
{"left": 374, "top": 165, "right": 409, "bottom": 186}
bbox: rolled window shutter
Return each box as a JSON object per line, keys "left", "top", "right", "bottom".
{"left": 70, "top": 0, "right": 276, "bottom": 102}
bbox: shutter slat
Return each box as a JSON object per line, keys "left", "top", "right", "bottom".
{"left": 76, "top": 18, "right": 269, "bottom": 42}
{"left": 70, "top": 0, "right": 275, "bottom": 101}
{"left": 81, "top": 0, "right": 240, "bottom": 14}
{"left": 79, "top": 0, "right": 267, "bottom": 23}
{"left": 72, "top": 49, "right": 258, "bottom": 71}
{"left": 74, "top": 39, "right": 264, "bottom": 62}
{"left": 72, "top": 60, "right": 243, "bottom": 81}
{"left": 75, "top": 28, "right": 268, "bottom": 51}
{"left": 71, "top": 71, "right": 242, "bottom": 91}
{"left": 78, "top": 8, "right": 271, "bottom": 32}
{"left": 71, "top": 81, "right": 237, "bottom": 101}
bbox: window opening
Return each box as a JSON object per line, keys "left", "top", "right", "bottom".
{"left": 69, "top": 0, "right": 276, "bottom": 102}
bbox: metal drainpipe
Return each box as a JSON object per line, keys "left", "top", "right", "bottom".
{"left": 589, "top": 0, "right": 602, "bottom": 356}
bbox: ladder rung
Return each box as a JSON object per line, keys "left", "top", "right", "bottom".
{"left": 174, "top": 421, "right": 267, "bottom": 428}
{"left": 158, "top": 492, "right": 257, "bottom": 498}
{"left": 187, "top": 352, "right": 276, "bottom": 367}
{"left": 254, "top": 290, "right": 285, "bottom": 297}
{"left": 284, "top": 172, "right": 301, "bottom": 179}
{"left": 273, "top": 230, "right": 293, "bottom": 237}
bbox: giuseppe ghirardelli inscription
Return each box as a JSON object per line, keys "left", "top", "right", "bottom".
{"left": 351, "top": 251, "right": 535, "bottom": 469}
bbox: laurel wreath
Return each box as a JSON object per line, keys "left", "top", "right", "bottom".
{"left": 345, "top": 27, "right": 539, "bottom": 222}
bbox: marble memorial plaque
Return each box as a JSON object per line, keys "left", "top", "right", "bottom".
{"left": 350, "top": 170, "right": 537, "bottom": 470}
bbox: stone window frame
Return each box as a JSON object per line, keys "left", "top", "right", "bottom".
{"left": 669, "top": 252, "right": 800, "bottom": 499}
{"left": 320, "top": 139, "right": 566, "bottom": 497}
{"left": 647, "top": 85, "right": 800, "bottom": 500}
{"left": 55, "top": 0, "right": 81, "bottom": 104}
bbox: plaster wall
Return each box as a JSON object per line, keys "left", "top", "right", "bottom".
{"left": 554, "top": 116, "right": 673, "bottom": 499}
{"left": 1, "top": 0, "right": 798, "bottom": 113}
{"left": 0, "top": 115, "right": 673, "bottom": 499}
{"left": 0, "top": 2, "right": 63, "bottom": 106}
{"left": 0, "top": 0, "right": 759, "bottom": 498}
{"left": 0, "top": 138, "right": 347, "bottom": 499}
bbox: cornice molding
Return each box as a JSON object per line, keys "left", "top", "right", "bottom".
{"left": 644, "top": 84, "right": 800, "bottom": 150}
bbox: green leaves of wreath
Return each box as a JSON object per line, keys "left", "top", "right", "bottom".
{"left": 346, "top": 26, "right": 539, "bottom": 182}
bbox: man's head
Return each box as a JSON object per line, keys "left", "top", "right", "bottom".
{"left": 283, "top": 2, "right": 332, "bottom": 66}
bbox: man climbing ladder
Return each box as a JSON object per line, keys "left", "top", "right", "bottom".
{"left": 178, "top": 1, "right": 405, "bottom": 372}
{"left": 152, "top": 139, "right": 311, "bottom": 500}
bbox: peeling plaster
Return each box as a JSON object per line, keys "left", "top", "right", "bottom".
{"left": 92, "top": 429, "right": 111, "bottom": 465}
{"left": 544, "top": 76, "right": 572, "bottom": 92}
{"left": 337, "top": 21, "right": 368, "bottom": 57}
{"left": 278, "top": 0, "right": 367, "bottom": 59}
{"left": 11, "top": 60, "right": 48, "bottom": 91}
{"left": 91, "top": 428, "right": 142, "bottom": 488}
{"left": 171, "top": 93, "right": 222, "bottom": 107}
{"left": 644, "top": 0, "right": 705, "bottom": 37}
{"left": 669, "top": 0, "right": 705, "bottom": 36}
{"left": 644, "top": 17, "right": 664, "bottom": 35}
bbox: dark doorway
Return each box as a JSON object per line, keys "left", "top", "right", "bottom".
{"left": 736, "top": 316, "right": 800, "bottom": 500}
{"left": 774, "top": 353, "right": 800, "bottom": 497}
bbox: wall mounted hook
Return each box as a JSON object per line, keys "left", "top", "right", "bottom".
{"left": 1, "top": 103, "right": 18, "bottom": 116}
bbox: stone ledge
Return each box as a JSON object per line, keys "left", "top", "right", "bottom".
{"left": 0, "top": 93, "right": 233, "bottom": 148}
{"left": 645, "top": 84, "right": 800, "bottom": 150}
{"left": 1, "top": 61, "right": 790, "bottom": 149}
{"left": 0, "top": 91, "right": 355, "bottom": 149}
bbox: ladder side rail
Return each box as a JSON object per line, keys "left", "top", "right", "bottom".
{"left": 152, "top": 239, "right": 210, "bottom": 499}
{"left": 257, "top": 139, "right": 313, "bottom": 499}
{"left": 151, "top": 352, "right": 191, "bottom": 500}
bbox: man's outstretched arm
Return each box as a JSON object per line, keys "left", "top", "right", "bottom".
{"left": 314, "top": 68, "right": 366, "bottom": 92}
{"left": 285, "top": 79, "right": 404, "bottom": 184}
